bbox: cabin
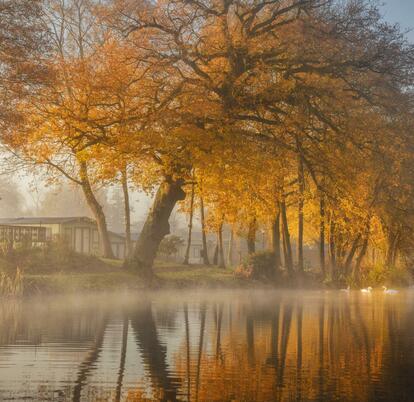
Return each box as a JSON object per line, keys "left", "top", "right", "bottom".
{"left": 0, "top": 217, "right": 127, "bottom": 259}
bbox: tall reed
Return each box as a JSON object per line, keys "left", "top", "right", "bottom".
{"left": 0, "top": 268, "right": 23, "bottom": 297}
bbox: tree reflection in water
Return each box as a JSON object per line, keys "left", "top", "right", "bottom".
{"left": 1, "top": 292, "right": 414, "bottom": 401}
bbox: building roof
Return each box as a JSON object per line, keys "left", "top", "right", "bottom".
{"left": 0, "top": 216, "right": 96, "bottom": 225}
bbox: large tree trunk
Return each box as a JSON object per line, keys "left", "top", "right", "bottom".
{"left": 183, "top": 182, "right": 195, "bottom": 265}
{"left": 319, "top": 195, "right": 326, "bottom": 277}
{"left": 271, "top": 211, "right": 282, "bottom": 271}
{"left": 78, "top": 161, "right": 115, "bottom": 259}
{"left": 247, "top": 217, "right": 256, "bottom": 255}
{"left": 200, "top": 195, "right": 210, "bottom": 265}
{"left": 121, "top": 168, "right": 132, "bottom": 259}
{"left": 297, "top": 155, "right": 305, "bottom": 273}
{"left": 126, "top": 176, "right": 185, "bottom": 276}
{"left": 280, "top": 200, "right": 294, "bottom": 275}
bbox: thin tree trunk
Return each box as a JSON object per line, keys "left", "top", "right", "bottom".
{"left": 247, "top": 217, "right": 256, "bottom": 255}
{"left": 125, "top": 176, "right": 185, "bottom": 277}
{"left": 344, "top": 234, "right": 361, "bottom": 274}
{"left": 355, "top": 236, "right": 369, "bottom": 275}
{"left": 78, "top": 161, "right": 114, "bottom": 259}
{"left": 271, "top": 211, "right": 282, "bottom": 272}
{"left": 218, "top": 218, "right": 225, "bottom": 269}
{"left": 121, "top": 168, "right": 132, "bottom": 259}
{"left": 183, "top": 182, "right": 195, "bottom": 265}
{"left": 354, "top": 220, "right": 371, "bottom": 282}
{"left": 319, "top": 195, "right": 326, "bottom": 277}
{"left": 213, "top": 240, "right": 219, "bottom": 265}
{"left": 200, "top": 195, "right": 210, "bottom": 265}
{"left": 329, "top": 218, "right": 336, "bottom": 280}
{"left": 298, "top": 155, "right": 305, "bottom": 272}
{"left": 391, "top": 232, "right": 400, "bottom": 266}
{"left": 386, "top": 230, "right": 400, "bottom": 267}
{"left": 227, "top": 226, "right": 234, "bottom": 266}
{"left": 280, "top": 200, "right": 294, "bottom": 275}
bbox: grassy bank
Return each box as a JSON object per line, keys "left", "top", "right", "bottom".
{"left": 3, "top": 246, "right": 408, "bottom": 295}
{"left": 22, "top": 262, "right": 257, "bottom": 295}
{"left": 0, "top": 245, "right": 262, "bottom": 295}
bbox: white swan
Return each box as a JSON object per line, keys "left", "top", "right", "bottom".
{"left": 361, "top": 287, "right": 373, "bottom": 293}
{"left": 340, "top": 286, "right": 351, "bottom": 292}
{"left": 383, "top": 286, "right": 398, "bottom": 295}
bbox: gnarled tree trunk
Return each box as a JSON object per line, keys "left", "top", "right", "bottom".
{"left": 126, "top": 176, "right": 185, "bottom": 276}
{"left": 78, "top": 161, "right": 114, "bottom": 259}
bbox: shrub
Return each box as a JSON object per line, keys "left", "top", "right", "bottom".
{"left": 235, "top": 251, "right": 278, "bottom": 281}
{"left": 362, "top": 263, "right": 411, "bottom": 287}
{"left": 158, "top": 235, "right": 184, "bottom": 259}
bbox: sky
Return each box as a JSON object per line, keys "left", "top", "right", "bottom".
{"left": 381, "top": 0, "right": 414, "bottom": 41}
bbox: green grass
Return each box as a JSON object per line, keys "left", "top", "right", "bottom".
{"left": 20, "top": 260, "right": 257, "bottom": 295}
{"left": 23, "top": 271, "right": 144, "bottom": 294}
{"left": 154, "top": 262, "right": 246, "bottom": 287}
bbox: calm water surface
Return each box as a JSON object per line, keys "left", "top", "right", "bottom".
{"left": 1, "top": 289, "right": 414, "bottom": 401}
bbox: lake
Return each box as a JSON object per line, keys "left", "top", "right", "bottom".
{"left": 0, "top": 289, "right": 413, "bottom": 401}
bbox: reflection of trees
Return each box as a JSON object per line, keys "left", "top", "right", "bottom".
{"left": 277, "top": 304, "right": 293, "bottom": 389}
{"left": 73, "top": 316, "right": 108, "bottom": 401}
{"left": 3, "top": 294, "right": 414, "bottom": 401}
{"left": 130, "top": 302, "right": 179, "bottom": 401}
{"left": 0, "top": 301, "right": 22, "bottom": 345}
{"left": 296, "top": 304, "right": 303, "bottom": 401}
{"left": 184, "top": 304, "right": 191, "bottom": 402}
{"left": 195, "top": 304, "right": 206, "bottom": 402}
{"left": 115, "top": 315, "right": 129, "bottom": 402}
{"left": 170, "top": 294, "right": 414, "bottom": 401}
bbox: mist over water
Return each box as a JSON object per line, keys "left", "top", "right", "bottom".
{"left": 1, "top": 290, "right": 414, "bottom": 401}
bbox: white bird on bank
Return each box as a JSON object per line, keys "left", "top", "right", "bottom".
{"left": 340, "top": 286, "right": 351, "bottom": 293}
{"left": 361, "top": 287, "right": 373, "bottom": 293}
{"left": 383, "top": 286, "right": 399, "bottom": 295}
